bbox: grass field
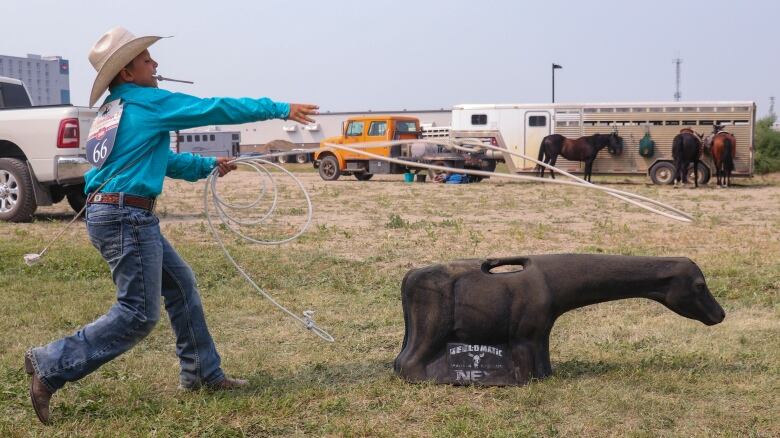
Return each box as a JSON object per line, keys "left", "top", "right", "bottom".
{"left": 1, "top": 170, "right": 779, "bottom": 437}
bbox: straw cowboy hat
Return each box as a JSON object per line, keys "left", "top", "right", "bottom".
{"left": 88, "top": 26, "right": 163, "bottom": 107}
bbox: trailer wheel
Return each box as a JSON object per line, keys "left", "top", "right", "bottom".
{"left": 277, "top": 154, "right": 289, "bottom": 164}
{"left": 355, "top": 173, "right": 373, "bottom": 181}
{"left": 318, "top": 155, "right": 341, "bottom": 181}
{"left": 295, "top": 153, "right": 309, "bottom": 164}
{"left": 649, "top": 161, "right": 675, "bottom": 185}
{"left": 0, "top": 158, "right": 37, "bottom": 222}
{"left": 687, "top": 163, "right": 711, "bottom": 185}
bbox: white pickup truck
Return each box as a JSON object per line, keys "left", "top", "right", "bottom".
{"left": 0, "top": 76, "right": 96, "bottom": 222}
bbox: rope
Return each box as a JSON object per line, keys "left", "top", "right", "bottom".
{"left": 25, "top": 136, "right": 694, "bottom": 344}
{"left": 320, "top": 139, "right": 693, "bottom": 223}
{"left": 203, "top": 156, "right": 334, "bottom": 342}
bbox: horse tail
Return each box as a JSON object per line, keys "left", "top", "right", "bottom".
{"left": 536, "top": 137, "right": 547, "bottom": 174}
{"left": 671, "top": 134, "right": 682, "bottom": 160}
{"left": 723, "top": 137, "right": 734, "bottom": 172}
{"left": 538, "top": 137, "right": 547, "bottom": 163}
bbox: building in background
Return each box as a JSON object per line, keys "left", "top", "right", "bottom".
{"left": 0, "top": 54, "right": 70, "bottom": 105}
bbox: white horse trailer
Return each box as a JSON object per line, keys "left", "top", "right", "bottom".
{"left": 170, "top": 130, "right": 241, "bottom": 158}
{"left": 451, "top": 102, "right": 755, "bottom": 184}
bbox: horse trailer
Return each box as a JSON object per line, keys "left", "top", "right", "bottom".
{"left": 451, "top": 102, "right": 755, "bottom": 184}
{"left": 170, "top": 130, "right": 241, "bottom": 158}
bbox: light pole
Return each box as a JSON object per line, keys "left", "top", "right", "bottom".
{"left": 552, "top": 63, "right": 562, "bottom": 103}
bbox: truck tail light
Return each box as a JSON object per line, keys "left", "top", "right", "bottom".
{"left": 57, "top": 118, "right": 80, "bottom": 148}
{"left": 490, "top": 137, "right": 498, "bottom": 146}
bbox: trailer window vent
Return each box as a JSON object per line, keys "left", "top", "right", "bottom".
{"left": 616, "top": 108, "right": 630, "bottom": 113}
{"left": 699, "top": 120, "right": 714, "bottom": 125}
{"left": 665, "top": 121, "right": 680, "bottom": 126}
{"left": 699, "top": 107, "right": 715, "bottom": 112}
{"left": 583, "top": 108, "right": 597, "bottom": 113}
{"left": 471, "top": 114, "right": 487, "bottom": 125}
{"left": 682, "top": 120, "right": 697, "bottom": 125}
{"left": 631, "top": 108, "right": 647, "bottom": 112}
{"left": 528, "top": 116, "right": 547, "bottom": 127}
{"left": 649, "top": 121, "right": 663, "bottom": 125}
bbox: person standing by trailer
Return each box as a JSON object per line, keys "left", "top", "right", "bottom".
{"left": 23, "top": 26, "right": 318, "bottom": 424}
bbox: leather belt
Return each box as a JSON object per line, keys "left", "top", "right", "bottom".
{"left": 88, "top": 192, "right": 156, "bottom": 211}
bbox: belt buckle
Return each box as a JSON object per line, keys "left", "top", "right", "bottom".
{"left": 93, "top": 194, "right": 103, "bottom": 202}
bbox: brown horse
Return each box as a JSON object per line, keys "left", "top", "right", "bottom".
{"left": 672, "top": 128, "right": 704, "bottom": 187}
{"left": 536, "top": 133, "right": 624, "bottom": 182}
{"left": 711, "top": 130, "right": 736, "bottom": 187}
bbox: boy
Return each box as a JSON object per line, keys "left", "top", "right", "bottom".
{"left": 24, "top": 26, "right": 318, "bottom": 424}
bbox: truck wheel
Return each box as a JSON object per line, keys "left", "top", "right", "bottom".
{"left": 649, "top": 161, "right": 675, "bottom": 185}
{"left": 318, "top": 155, "right": 341, "bottom": 181}
{"left": 0, "top": 158, "right": 37, "bottom": 222}
{"left": 295, "top": 153, "right": 309, "bottom": 164}
{"left": 277, "top": 154, "right": 289, "bottom": 164}
{"left": 355, "top": 173, "right": 373, "bottom": 181}
{"left": 66, "top": 185, "right": 87, "bottom": 214}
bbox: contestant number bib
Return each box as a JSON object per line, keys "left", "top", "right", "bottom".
{"left": 86, "top": 100, "right": 124, "bottom": 169}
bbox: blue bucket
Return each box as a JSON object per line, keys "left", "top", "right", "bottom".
{"left": 403, "top": 173, "right": 414, "bottom": 183}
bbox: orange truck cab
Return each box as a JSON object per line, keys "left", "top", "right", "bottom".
{"left": 313, "top": 115, "right": 489, "bottom": 181}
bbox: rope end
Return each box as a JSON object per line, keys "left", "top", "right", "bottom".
{"left": 23, "top": 253, "right": 42, "bottom": 267}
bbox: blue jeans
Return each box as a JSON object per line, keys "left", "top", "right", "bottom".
{"left": 29, "top": 202, "right": 225, "bottom": 391}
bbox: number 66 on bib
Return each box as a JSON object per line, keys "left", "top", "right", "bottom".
{"left": 86, "top": 99, "right": 124, "bottom": 169}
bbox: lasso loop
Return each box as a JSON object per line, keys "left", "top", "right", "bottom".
{"left": 204, "top": 157, "right": 334, "bottom": 342}
{"left": 203, "top": 137, "right": 694, "bottom": 342}
{"left": 320, "top": 139, "right": 693, "bottom": 223}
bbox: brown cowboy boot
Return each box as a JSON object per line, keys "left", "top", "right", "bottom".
{"left": 180, "top": 375, "right": 249, "bottom": 391}
{"left": 24, "top": 352, "right": 54, "bottom": 425}
{"left": 207, "top": 376, "right": 249, "bottom": 390}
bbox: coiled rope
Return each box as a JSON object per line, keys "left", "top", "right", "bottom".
{"left": 203, "top": 156, "right": 334, "bottom": 342}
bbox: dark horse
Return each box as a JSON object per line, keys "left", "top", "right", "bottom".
{"left": 710, "top": 128, "right": 736, "bottom": 187}
{"left": 672, "top": 128, "right": 703, "bottom": 187}
{"left": 537, "top": 133, "right": 623, "bottom": 182}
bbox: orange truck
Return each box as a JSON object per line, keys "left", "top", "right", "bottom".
{"left": 313, "top": 115, "right": 496, "bottom": 181}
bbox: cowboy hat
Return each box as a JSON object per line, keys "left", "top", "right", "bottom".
{"left": 88, "top": 26, "right": 163, "bottom": 107}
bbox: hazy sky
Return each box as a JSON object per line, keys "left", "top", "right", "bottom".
{"left": 3, "top": 0, "right": 778, "bottom": 116}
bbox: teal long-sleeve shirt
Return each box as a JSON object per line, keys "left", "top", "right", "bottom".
{"left": 84, "top": 83, "right": 290, "bottom": 197}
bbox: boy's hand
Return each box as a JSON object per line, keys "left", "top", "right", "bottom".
{"left": 287, "top": 103, "right": 319, "bottom": 124}
{"left": 215, "top": 157, "right": 237, "bottom": 177}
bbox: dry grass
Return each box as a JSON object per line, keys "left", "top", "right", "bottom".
{"left": 1, "top": 170, "right": 779, "bottom": 436}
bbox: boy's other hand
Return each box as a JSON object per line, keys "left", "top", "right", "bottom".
{"left": 215, "top": 157, "right": 237, "bottom": 177}
{"left": 287, "top": 104, "right": 319, "bottom": 124}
